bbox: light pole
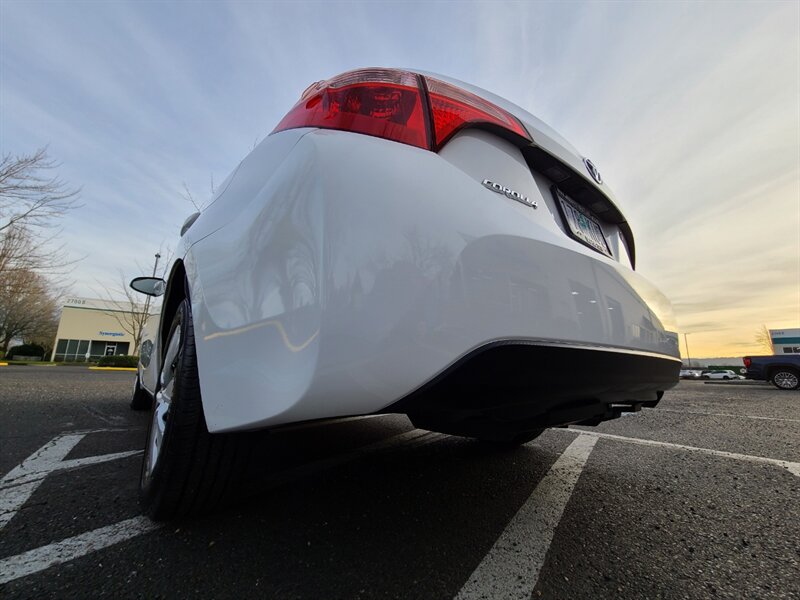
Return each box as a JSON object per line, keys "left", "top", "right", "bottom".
{"left": 142, "top": 252, "right": 161, "bottom": 323}
{"left": 683, "top": 332, "right": 692, "bottom": 368}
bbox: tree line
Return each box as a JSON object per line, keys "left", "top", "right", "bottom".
{"left": 0, "top": 148, "right": 78, "bottom": 359}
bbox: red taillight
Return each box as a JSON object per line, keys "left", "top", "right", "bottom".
{"left": 743, "top": 357, "right": 751, "bottom": 368}
{"left": 273, "top": 69, "right": 428, "bottom": 149}
{"left": 272, "top": 68, "right": 531, "bottom": 151}
{"left": 423, "top": 76, "right": 530, "bottom": 149}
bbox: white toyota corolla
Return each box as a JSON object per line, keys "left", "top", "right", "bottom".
{"left": 130, "top": 68, "right": 680, "bottom": 520}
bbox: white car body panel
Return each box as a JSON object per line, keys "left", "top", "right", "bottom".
{"left": 414, "top": 70, "right": 617, "bottom": 203}
{"left": 171, "top": 125, "right": 678, "bottom": 433}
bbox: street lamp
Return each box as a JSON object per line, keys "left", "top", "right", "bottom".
{"left": 683, "top": 332, "right": 692, "bottom": 368}
{"left": 142, "top": 252, "right": 161, "bottom": 320}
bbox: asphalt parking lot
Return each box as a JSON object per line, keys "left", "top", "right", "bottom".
{"left": 1, "top": 367, "right": 798, "bottom": 599}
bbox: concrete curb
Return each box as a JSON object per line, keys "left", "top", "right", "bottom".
{"left": 702, "top": 380, "right": 766, "bottom": 386}
{"left": 88, "top": 367, "right": 137, "bottom": 372}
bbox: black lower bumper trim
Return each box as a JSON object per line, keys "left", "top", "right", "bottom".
{"left": 383, "top": 341, "right": 680, "bottom": 439}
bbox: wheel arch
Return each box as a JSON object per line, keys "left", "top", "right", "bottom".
{"left": 767, "top": 364, "right": 800, "bottom": 379}
{"left": 159, "top": 260, "right": 189, "bottom": 352}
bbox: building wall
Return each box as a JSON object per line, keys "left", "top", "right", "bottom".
{"left": 769, "top": 328, "right": 800, "bottom": 354}
{"left": 51, "top": 297, "right": 141, "bottom": 361}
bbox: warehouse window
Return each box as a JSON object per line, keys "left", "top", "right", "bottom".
{"left": 54, "top": 339, "right": 92, "bottom": 362}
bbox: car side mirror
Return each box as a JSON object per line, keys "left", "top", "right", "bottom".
{"left": 130, "top": 277, "right": 166, "bottom": 297}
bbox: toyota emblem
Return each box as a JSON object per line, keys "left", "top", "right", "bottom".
{"left": 583, "top": 158, "right": 602, "bottom": 185}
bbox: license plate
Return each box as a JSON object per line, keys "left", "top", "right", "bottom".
{"left": 553, "top": 188, "right": 612, "bottom": 257}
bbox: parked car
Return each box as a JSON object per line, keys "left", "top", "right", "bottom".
{"left": 679, "top": 369, "right": 702, "bottom": 379}
{"left": 743, "top": 355, "right": 800, "bottom": 390}
{"left": 700, "top": 370, "right": 742, "bottom": 380}
{"left": 129, "top": 68, "right": 681, "bottom": 520}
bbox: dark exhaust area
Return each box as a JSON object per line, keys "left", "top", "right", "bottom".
{"left": 385, "top": 341, "right": 678, "bottom": 439}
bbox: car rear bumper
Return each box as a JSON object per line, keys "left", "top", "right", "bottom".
{"left": 744, "top": 368, "right": 765, "bottom": 380}
{"left": 188, "top": 129, "right": 680, "bottom": 432}
{"left": 386, "top": 340, "right": 679, "bottom": 438}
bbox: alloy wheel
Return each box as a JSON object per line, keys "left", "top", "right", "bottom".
{"left": 142, "top": 324, "right": 182, "bottom": 484}
{"left": 774, "top": 371, "right": 799, "bottom": 390}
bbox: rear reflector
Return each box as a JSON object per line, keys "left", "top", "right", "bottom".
{"left": 273, "top": 68, "right": 531, "bottom": 151}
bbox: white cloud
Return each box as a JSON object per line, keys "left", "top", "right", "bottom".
{"left": 1, "top": 0, "right": 797, "bottom": 355}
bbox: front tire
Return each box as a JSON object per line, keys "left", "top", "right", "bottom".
{"left": 139, "top": 299, "right": 250, "bottom": 520}
{"left": 771, "top": 370, "right": 800, "bottom": 390}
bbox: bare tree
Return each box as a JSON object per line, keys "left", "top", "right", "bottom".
{"left": 0, "top": 147, "right": 80, "bottom": 232}
{"left": 94, "top": 250, "right": 173, "bottom": 353}
{"left": 180, "top": 172, "right": 217, "bottom": 213}
{"left": 96, "top": 277, "right": 151, "bottom": 353}
{"left": 0, "top": 266, "right": 60, "bottom": 354}
{"left": 755, "top": 324, "right": 774, "bottom": 355}
{"left": 0, "top": 148, "right": 80, "bottom": 278}
{"left": 180, "top": 182, "right": 202, "bottom": 212}
{"left": 0, "top": 224, "right": 32, "bottom": 276}
{"left": 23, "top": 313, "right": 59, "bottom": 361}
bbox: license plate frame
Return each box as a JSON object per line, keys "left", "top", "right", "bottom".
{"left": 552, "top": 187, "right": 612, "bottom": 257}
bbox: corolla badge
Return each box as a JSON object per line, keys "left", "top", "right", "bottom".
{"left": 482, "top": 179, "right": 538, "bottom": 209}
{"left": 583, "top": 158, "right": 602, "bottom": 185}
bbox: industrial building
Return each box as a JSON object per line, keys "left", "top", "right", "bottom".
{"left": 769, "top": 328, "right": 800, "bottom": 354}
{"left": 51, "top": 297, "right": 143, "bottom": 362}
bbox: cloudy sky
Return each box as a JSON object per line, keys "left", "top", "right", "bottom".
{"left": 1, "top": 1, "right": 798, "bottom": 358}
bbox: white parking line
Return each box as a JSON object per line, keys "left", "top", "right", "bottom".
{"left": 0, "top": 431, "right": 141, "bottom": 530}
{"left": 0, "top": 427, "right": 446, "bottom": 584}
{"left": 0, "top": 516, "right": 160, "bottom": 585}
{"left": 558, "top": 429, "right": 800, "bottom": 477}
{"left": 651, "top": 408, "right": 800, "bottom": 423}
{"left": 455, "top": 434, "right": 598, "bottom": 600}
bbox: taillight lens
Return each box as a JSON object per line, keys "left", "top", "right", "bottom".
{"left": 743, "top": 357, "right": 751, "bottom": 368}
{"left": 273, "top": 69, "right": 428, "bottom": 149}
{"left": 424, "top": 76, "right": 530, "bottom": 149}
{"left": 272, "top": 68, "right": 531, "bottom": 151}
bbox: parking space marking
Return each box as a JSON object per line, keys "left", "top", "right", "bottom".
{"left": 558, "top": 429, "right": 800, "bottom": 477}
{"left": 650, "top": 408, "right": 800, "bottom": 423}
{"left": 0, "top": 427, "right": 448, "bottom": 584}
{"left": 0, "top": 516, "right": 160, "bottom": 585}
{"left": 455, "top": 433, "right": 598, "bottom": 600}
{"left": 0, "top": 430, "right": 141, "bottom": 530}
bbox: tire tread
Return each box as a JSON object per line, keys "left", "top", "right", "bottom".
{"left": 140, "top": 299, "right": 250, "bottom": 520}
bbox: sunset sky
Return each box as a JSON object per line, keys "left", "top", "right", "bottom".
{"left": 1, "top": 1, "right": 798, "bottom": 358}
